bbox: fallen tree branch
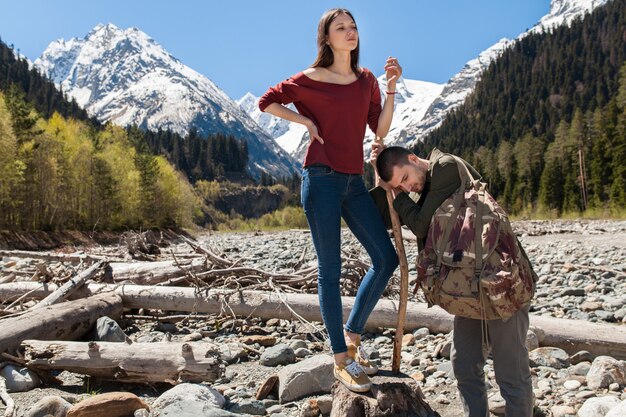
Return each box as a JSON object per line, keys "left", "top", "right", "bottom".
{"left": 21, "top": 340, "right": 224, "bottom": 384}
{"left": 31, "top": 260, "right": 106, "bottom": 310}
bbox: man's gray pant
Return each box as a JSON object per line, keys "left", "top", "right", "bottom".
{"left": 450, "top": 305, "right": 533, "bottom": 417}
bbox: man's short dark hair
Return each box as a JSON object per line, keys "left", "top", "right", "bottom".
{"left": 376, "top": 146, "right": 414, "bottom": 182}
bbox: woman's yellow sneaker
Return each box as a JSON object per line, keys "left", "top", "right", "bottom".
{"left": 334, "top": 358, "right": 372, "bottom": 392}
{"left": 347, "top": 343, "right": 378, "bottom": 376}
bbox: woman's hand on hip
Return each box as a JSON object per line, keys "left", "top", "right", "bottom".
{"left": 305, "top": 120, "right": 324, "bottom": 145}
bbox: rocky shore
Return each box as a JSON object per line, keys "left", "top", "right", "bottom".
{"left": 0, "top": 219, "right": 625, "bottom": 417}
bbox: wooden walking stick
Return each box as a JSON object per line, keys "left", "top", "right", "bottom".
{"left": 375, "top": 137, "right": 410, "bottom": 374}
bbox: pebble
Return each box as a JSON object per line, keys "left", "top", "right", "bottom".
{"left": 563, "top": 380, "right": 581, "bottom": 390}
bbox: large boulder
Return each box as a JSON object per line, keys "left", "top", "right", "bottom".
{"left": 0, "top": 365, "right": 41, "bottom": 392}
{"left": 67, "top": 392, "right": 148, "bottom": 417}
{"left": 260, "top": 344, "right": 296, "bottom": 367}
{"left": 277, "top": 354, "right": 335, "bottom": 403}
{"left": 577, "top": 396, "right": 621, "bottom": 417}
{"left": 528, "top": 347, "right": 570, "bottom": 369}
{"left": 586, "top": 356, "right": 626, "bottom": 390}
{"left": 26, "top": 396, "right": 72, "bottom": 417}
{"left": 151, "top": 383, "right": 226, "bottom": 411}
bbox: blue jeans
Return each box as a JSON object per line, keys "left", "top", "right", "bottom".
{"left": 301, "top": 165, "right": 399, "bottom": 354}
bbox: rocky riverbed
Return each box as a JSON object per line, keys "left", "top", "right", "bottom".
{"left": 0, "top": 219, "right": 625, "bottom": 417}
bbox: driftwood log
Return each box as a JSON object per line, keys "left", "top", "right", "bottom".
{"left": 331, "top": 372, "right": 440, "bottom": 417}
{"left": 108, "top": 259, "right": 206, "bottom": 284}
{"left": 0, "top": 292, "right": 122, "bottom": 354}
{"left": 21, "top": 340, "right": 224, "bottom": 384}
{"left": 0, "top": 249, "right": 110, "bottom": 264}
{"left": 1, "top": 283, "right": 626, "bottom": 359}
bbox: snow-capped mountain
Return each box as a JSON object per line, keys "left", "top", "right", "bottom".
{"left": 240, "top": 0, "right": 609, "bottom": 156}
{"left": 531, "top": 0, "right": 608, "bottom": 32}
{"left": 236, "top": 93, "right": 307, "bottom": 157}
{"left": 35, "top": 23, "right": 299, "bottom": 178}
{"left": 403, "top": 0, "right": 609, "bottom": 148}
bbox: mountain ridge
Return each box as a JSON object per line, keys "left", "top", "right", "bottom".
{"left": 35, "top": 23, "right": 299, "bottom": 179}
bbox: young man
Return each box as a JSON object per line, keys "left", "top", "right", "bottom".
{"left": 370, "top": 145, "right": 534, "bottom": 417}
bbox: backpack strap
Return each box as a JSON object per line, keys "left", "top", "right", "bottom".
{"left": 432, "top": 156, "right": 470, "bottom": 278}
{"left": 452, "top": 156, "right": 483, "bottom": 294}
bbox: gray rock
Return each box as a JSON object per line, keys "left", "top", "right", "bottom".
{"left": 575, "top": 390, "right": 596, "bottom": 399}
{"left": 277, "top": 354, "right": 335, "bottom": 403}
{"left": 413, "top": 327, "right": 430, "bottom": 339}
{"left": 220, "top": 342, "right": 249, "bottom": 364}
{"left": 289, "top": 340, "right": 308, "bottom": 350}
{"left": 529, "top": 347, "right": 570, "bottom": 369}
{"left": 614, "top": 307, "right": 626, "bottom": 321}
{"left": 577, "top": 396, "right": 621, "bottom": 417}
{"left": 570, "top": 362, "right": 592, "bottom": 376}
{"left": 374, "top": 336, "right": 392, "bottom": 345}
{"left": 487, "top": 391, "right": 505, "bottom": 415}
{"left": 539, "top": 264, "right": 553, "bottom": 275}
{"left": 151, "top": 383, "right": 226, "bottom": 414}
{"left": 158, "top": 403, "right": 243, "bottom": 416}
{"left": 316, "top": 395, "right": 333, "bottom": 415}
{"left": 156, "top": 322, "right": 178, "bottom": 333}
{"left": 526, "top": 330, "right": 539, "bottom": 351}
{"left": 135, "top": 409, "right": 150, "bottom": 417}
{"left": 563, "top": 379, "right": 581, "bottom": 390}
{"left": 594, "top": 310, "right": 615, "bottom": 322}
{"left": 266, "top": 404, "right": 284, "bottom": 414}
{"left": 438, "top": 340, "right": 452, "bottom": 359}
{"left": 436, "top": 361, "right": 455, "bottom": 380}
{"left": 26, "top": 395, "right": 72, "bottom": 417}
{"left": 606, "top": 399, "right": 626, "bottom": 417}
{"left": 260, "top": 344, "right": 296, "bottom": 367}
{"left": 561, "top": 287, "right": 585, "bottom": 296}
{"left": 135, "top": 331, "right": 166, "bottom": 343}
{"left": 294, "top": 348, "right": 312, "bottom": 358}
{"left": 228, "top": 399, "right": 266, "bottom": 415}
{"left": 0, "top": 365, "right": 41, "bottom": 392}
{"left": 550, "top": 405, "right": 576, "bottom": 417}
{"left": 586, "top": 356, "right": 626, "bottom": 390}
{"left": 94, "top": 316, "right": 128, "bottom": 342}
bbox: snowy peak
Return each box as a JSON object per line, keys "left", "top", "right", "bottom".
{"left": 35, "top": 24, "right": 299, "bottom": 178}
{"left": 404, "top": 0, "right": 608, "bottom": 147}
{"left": 532, "top": 0, "right": 609, "bottom": 32}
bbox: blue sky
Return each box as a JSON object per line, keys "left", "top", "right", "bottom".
{"left": 0, "top": 0, "right": 550, "bottom": 99}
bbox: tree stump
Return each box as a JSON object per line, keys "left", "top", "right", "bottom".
{"left": 330, "top": 371, "right": 440, "bottom": 417}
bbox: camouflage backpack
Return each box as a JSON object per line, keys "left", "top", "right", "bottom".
{"left": 416, "top": 153, "right": 536, "bottom": 321}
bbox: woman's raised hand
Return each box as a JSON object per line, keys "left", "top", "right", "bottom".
{"left": 384, "top": 57, "right": 402, "bottom": 86}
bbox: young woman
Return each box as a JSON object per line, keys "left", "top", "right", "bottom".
{"left": 259, "top": 8, "right": 402, "bottom": 392}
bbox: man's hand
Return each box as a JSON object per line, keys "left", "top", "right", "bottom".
{"left": 369, "top": 142, "right": 385, "bottom": 170}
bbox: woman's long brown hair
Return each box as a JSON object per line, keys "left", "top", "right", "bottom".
{"left": 311, "top": 8, "right": 361, "bottom": 77}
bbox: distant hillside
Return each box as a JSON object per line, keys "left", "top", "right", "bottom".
{"left": 416, "top": 0, "right": 626, "bottom": 214}
{"left": 0, "top": 39, "right": 93, "bottom": 123}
